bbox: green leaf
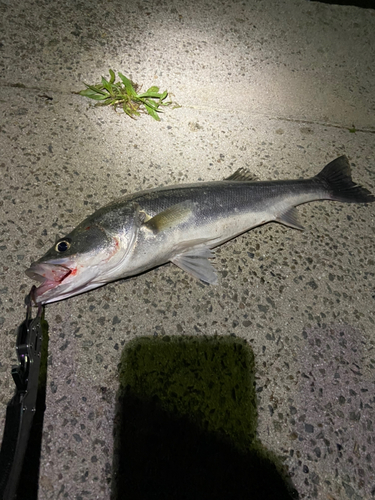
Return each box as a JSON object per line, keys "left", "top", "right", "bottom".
{"left": 110, "top": 81, "right": 125, "bottom": 94}
{"left": 109, "top": 69, "right": 115, "bottom": 84}
{"left": 159, "top": 99, "right": 175, "bottom": 107}
{"left": 96, "top": 97, "right": 118, "bottom": 106}
{"left": 144, "top": 103, "right": 160, "bottom": 121}
{"left": 118, "top": 72, "right": 137, "bottom": 97}
{"left": 158, "top": 90, "right": 168, "bottom": 100}
{"left": 84, "top": 83, "right": 108, "bottom": 95}
{"left": 141, "top": 98, "right": 158, "bottom": 110}
{"left": 101, "top": 77, "right": 113, "bottom": 94}
{"left": 146, "top": 86, "right": 160, "bottom": 93}
{"left": 79, "top": 88, "right": 109, "bottom": 100}
{"left": 78, "top": 88, "right": 99, "bottom": 98}
{"left": 137, "top": 91, "right": 164, "bottom": 99}
{"left": 88, "top": 94, "right": 111, "bottom": 101}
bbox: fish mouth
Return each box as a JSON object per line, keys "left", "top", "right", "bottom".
{"left": 25, "top": 261, "right": 73, "bottom": 303}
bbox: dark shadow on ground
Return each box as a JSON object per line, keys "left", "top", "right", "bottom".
{"left": 312, "top": 0, "right": 374, "bottom": 8}
{"left": 112, "top": 335, "right": 298, "bottom": 500}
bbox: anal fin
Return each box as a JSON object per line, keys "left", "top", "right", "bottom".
{"left": 275, "top": 207, "right": 304, "bottom": 230}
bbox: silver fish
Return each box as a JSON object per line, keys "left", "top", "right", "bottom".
{"left": 26, "top": 156, "right": 374, "bottom": 304}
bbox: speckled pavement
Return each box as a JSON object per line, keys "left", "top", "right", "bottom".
{"left": 1, "top": 0, "right": 374, "bottom": 498}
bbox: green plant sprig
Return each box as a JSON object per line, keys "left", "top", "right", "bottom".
{"left": 77, "top": 70, "right": 179, "bottom": 120}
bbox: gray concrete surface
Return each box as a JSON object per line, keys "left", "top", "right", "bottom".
{"left": 1, "top": 0, "right": 375, "bottom": 498}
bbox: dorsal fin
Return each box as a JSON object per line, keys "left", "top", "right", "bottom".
{"left": 224, "top": 168, "right": 257, "bottom": 182}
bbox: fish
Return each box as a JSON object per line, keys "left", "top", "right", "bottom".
{"left": 26, "top": 155, "right": 374, "bottom": 304}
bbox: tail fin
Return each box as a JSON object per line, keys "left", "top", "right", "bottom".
{"left": 316, "top": 156, "right": 375, "bottom": 203}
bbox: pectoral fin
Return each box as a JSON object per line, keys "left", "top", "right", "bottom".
{"left": 276, "top": 207, "right": 304, "bottom": 230}
{"left": 143, "top": 201, "right": 195, "bottom": 234}
{"left": 171, "top": 245, "right": 218, "bottom": 284}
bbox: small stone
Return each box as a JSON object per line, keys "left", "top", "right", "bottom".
{"left": 112, "top": 315, "right": 121, "bottom": 325}
{"left": 305, "top": 423, "right": 314, "bottom": 433}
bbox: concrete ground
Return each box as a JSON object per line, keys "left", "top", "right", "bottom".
{"left": 1, "top": 0, "right": 374, "bottom": 498}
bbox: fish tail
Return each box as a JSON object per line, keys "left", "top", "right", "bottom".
{"left": 316, "top": 156, "right": 375, "bottom": 203}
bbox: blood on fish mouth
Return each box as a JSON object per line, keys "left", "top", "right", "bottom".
{"left": 25, "top": 262, "right": 72, "bottom": 298}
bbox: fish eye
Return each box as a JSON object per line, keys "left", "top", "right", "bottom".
{"left": 55, "top": 239, "right": 71, "bottom": 253}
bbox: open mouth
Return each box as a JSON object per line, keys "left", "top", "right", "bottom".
{"left": 25, "top": 262, "right": 73, "bottom": 301}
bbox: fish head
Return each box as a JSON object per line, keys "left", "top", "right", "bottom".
{"left": 26, "top": 204, "right": 140, "bottom": 304}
